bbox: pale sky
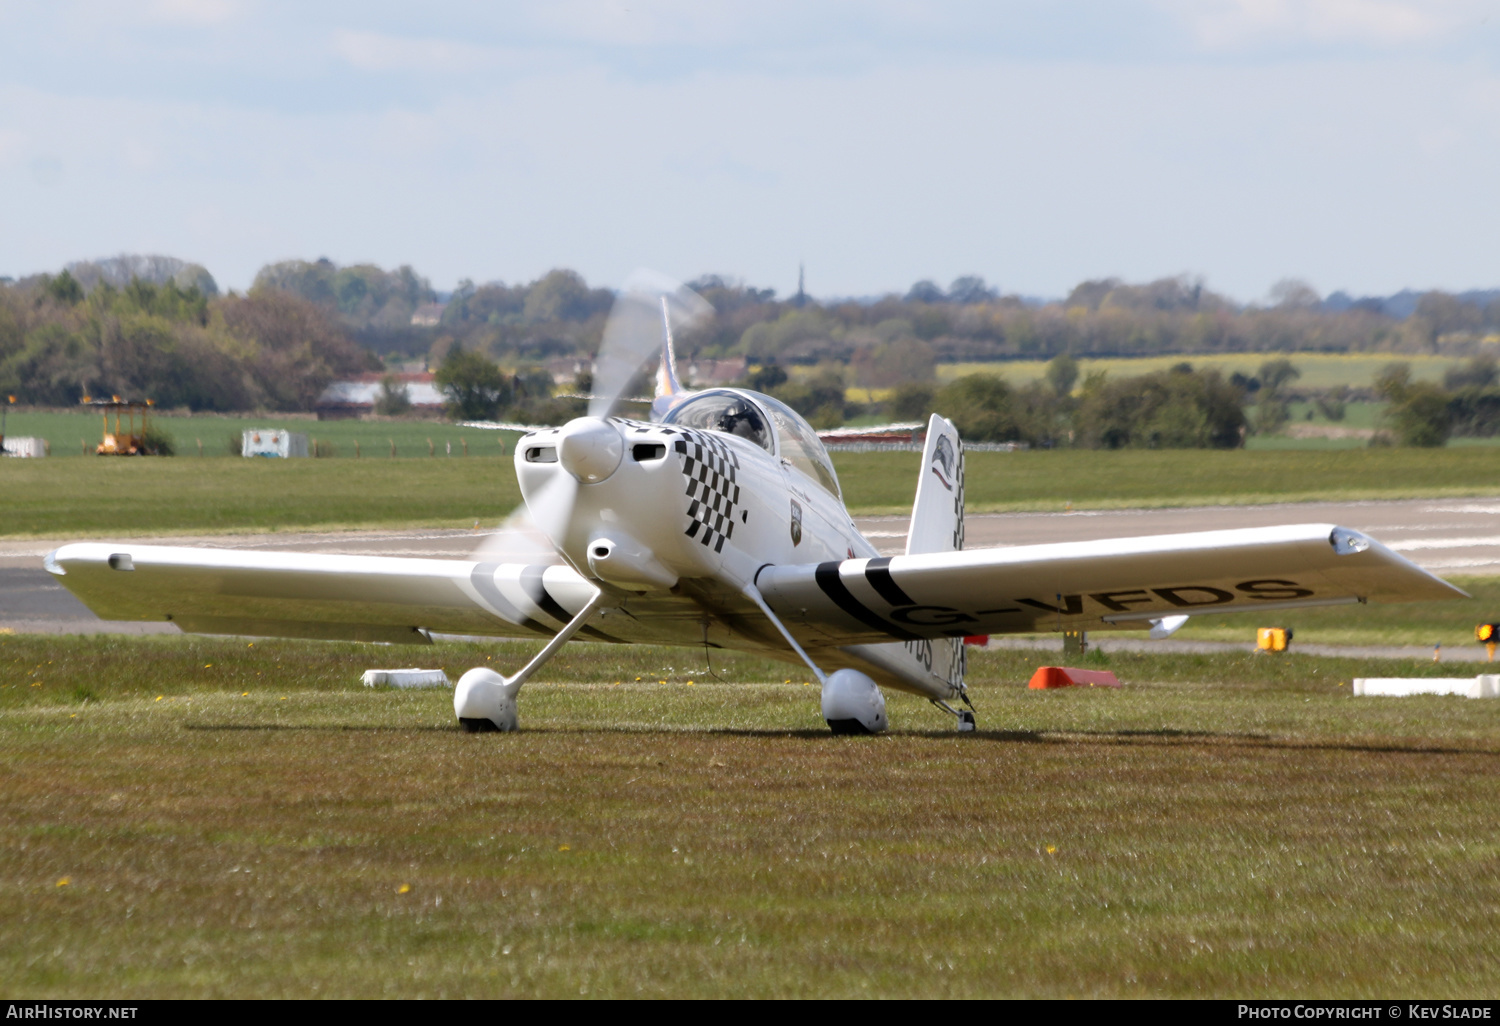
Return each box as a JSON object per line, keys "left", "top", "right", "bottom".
{"left": 2, "top": 0, "right": 1498, "bottom": 301}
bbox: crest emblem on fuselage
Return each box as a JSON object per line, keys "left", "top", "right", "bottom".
{"left": 790, "top": 498, "right": 803, "bottom": 546}
{"left": 930, "top": 434, "right": 956, "bottom": 492}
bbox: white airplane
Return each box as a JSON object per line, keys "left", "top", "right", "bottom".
{"left": 46, "top": 273, "right": 1465, "bottom": 734}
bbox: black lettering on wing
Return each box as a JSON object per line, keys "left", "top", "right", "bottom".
{"left": 1153, "top": 586, "right": 1235, "bottom": 608}
{"left": 1017, "top": 595, "right": 1084, "bottom": 616}
{"left": 889, "top": 605, "right": 978, "bottom": 627}
{"left": 1236, "top": 579, "right": 1315, "bottom": 601}
{"left": 1089, "top": 590, "right": 1154, "bottom": 612}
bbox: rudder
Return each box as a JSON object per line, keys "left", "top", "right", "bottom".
{"left": 907, "top": 413, "right": 966, "bottom": 692}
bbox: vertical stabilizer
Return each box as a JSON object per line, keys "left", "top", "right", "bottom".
{"left": 906, "top": 413, "right": 966, "bottom": 693}
{"left": 906, "top": 414, "right": 965, "bottom": 556}
{"left": 650, "top": 297, "right": 683, "bottom": 420}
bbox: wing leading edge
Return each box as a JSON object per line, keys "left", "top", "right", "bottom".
{"left": 755, "top": 524, "right": 1466, "bottom": 645}
{"left": 45, "top": 543, "right": 607, "bottom": 644}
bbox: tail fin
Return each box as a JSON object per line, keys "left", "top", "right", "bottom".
{"left": 650, "top": 297, "right": 684, "bottom": 420}
{"left": 907, "top": 413, "right": 964, "bottom": 556}
{"left": 908, "top": 413, "right": 966, "bottom": 694}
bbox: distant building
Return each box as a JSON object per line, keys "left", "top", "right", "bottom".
{"left": 410, "top": 303, "right": 447, "bottom": 327}
{"left": 1, "top": 437, "right": 48, "bottom": 458}
{"left": 818, "top": 423, "right": 925, "bottom": 448}
{"left": 314, "top": 372, "right": 447, "bottom": 420}
{"left": 545, "top": 357, "right": 592, "bottom": 386}
{"left": 241, "top": 430, "right": 308, "bottom": 458}
{"left": 682, "top": 358, "right": 747, "bottom": 387}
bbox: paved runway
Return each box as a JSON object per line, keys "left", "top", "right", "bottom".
{"left": 2, "top": 496, "right": 1497, "bottom": 638}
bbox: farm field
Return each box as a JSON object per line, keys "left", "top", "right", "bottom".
{"left": 2, "top": 633, "right": 1497, "bottom": 998}
{"left": 7, "top": 446, "right": 1500, "bottom": 536}
{"left": 935, "top": 352, "right": 1466, "bottom": 390}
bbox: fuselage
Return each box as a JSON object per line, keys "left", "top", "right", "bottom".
{"left": 514, "top": 388, "right": 879, "bottom": 599}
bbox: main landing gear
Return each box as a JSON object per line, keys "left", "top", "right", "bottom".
{"left": 742, "top": 583, "right": 974, "bottom": 735}
{"left": 453, "top": 591, "right": 608, "bottom": 732}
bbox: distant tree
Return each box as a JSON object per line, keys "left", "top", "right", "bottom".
{"left": 44, "top": 270, "right": 83, "bottom": 306}
{"left": 1270, "top": 278, "right": 1320, "bottom": 309}
{"left": 435, "top": 348, "right": 512, "bottom": 421}
{"left": 522, "top": 269, "right": 610, "bottom": 323}
{"left": 1074, "top": 368, "right": 1245, "bottom": 449}
{"left": 904, "top": 280, "right": 945, "bottom": 304}
{"left": 1444, "top": 354, "right": 1498, "bottom": 390}
{"left": 1045, "top": 353, "right": 1079, "bottom": 396}
{"left": 852, "top": 340, "right": 934, "bottom": 390}
{"left": 1314, "top": 386, "right": 1348, "bottom": 422}
{"left": 1374, "top": 362, "right": 1413, "bottom": 402}
{"left": 374, "top": 374, "right": 412, "bottom": 416}
{"left": 1064, "top": 278, "right": 1120, "bottom": 311}
{"left": 219, "top": 291, "right": 371, "bottom": 410}
{"left": 1257, "top": 358, "right": 1301, "bottom": 396}
{"left": 947, "top": 275, "right": 997, "bottom": 305}
{"left": 746, "top": 363, "right": 788, "bottom": 391}
{"left": 890, "top": 381, "right": 935, "bottom": 422}
{"left": 1389, "top": 384, "right": 1452, "bottom": 447}
{"left": 933, "top": 375, "right": 1030, "bottom": 443}
{"left": 771, "top": 369, "right": 847, "bottom": 429}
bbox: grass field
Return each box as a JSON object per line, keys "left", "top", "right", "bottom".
{"left": 2, "top": 632, "right": 1497, "bottom": 998}
{"left": 836, "top": 446, "right": 1500, "bottom": 514}
{"left": 5, "top": 446, "right": 1500, "bottom": 536}
{"left": 0, "top": 408, "right": 522, "bottom": 460}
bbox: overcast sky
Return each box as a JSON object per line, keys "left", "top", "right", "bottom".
{"left": 2, "top": 0, "right": 1498, "bottom": 301}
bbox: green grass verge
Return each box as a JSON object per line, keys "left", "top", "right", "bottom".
{"left": 1, "top": 409, "right": 522, "bottom": 459}
{"left": 0, "top": 454, "right": 523, "bottom": 536}
{"left": 837, "top": 446, "right": 1500, "bottom": 514}
{"left": 7, "top": 435, "right": 1500, "bottom": 536}
{"left": 2, "top": 633, "right": 1497, "bottom": 998}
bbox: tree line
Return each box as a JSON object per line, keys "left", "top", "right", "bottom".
{"left": 5, "top": 255, "right": 1500, "bottom": 452}
{"left": 0, "top": 270, "right": 372, "bottom": 410}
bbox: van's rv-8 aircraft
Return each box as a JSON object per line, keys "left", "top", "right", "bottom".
{"left": 47, "top": 273, "right": 1465, "bottom": 734}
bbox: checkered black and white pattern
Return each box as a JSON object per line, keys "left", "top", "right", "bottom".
{"left": 674, "top": 430, "right": 741, "bottom": 554}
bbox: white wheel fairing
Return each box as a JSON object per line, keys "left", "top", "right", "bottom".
{"left": 821, "top": 668, "right": 888, "bottom": 734}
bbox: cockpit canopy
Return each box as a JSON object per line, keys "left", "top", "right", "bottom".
{"left": 661, "top": 389, "right": 841, "bottom": 498}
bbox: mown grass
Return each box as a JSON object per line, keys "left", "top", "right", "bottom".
{"left": 7, "top": 445, "right": 1500, "bottom": 536}
{"left": 837, "top": 446, "right": 1500, "bottom": 514}
{"left": 2, "top": 633, "right": 1498, "bottom": 998}
{"left": 0, "top": 454, "right": 523, "bottom": 536}
{"left": 1, "top": 409, "right": 523, "bottom": 460}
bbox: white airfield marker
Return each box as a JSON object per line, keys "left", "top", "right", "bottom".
{"left": 1352, "top": 676, "right": 1500, "bottom": 698}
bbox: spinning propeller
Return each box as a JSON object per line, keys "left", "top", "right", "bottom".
{"left": 471, "top": 270, "right": 713, "bottom": 570}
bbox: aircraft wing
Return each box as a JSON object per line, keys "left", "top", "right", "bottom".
{"left": 755, "top": 524, "right": 1467, "bottom": 645}
{"left": 45, "top": 543, "right": 608, "bottom": 644}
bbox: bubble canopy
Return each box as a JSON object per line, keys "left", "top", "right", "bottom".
{"left": 661, "top": 389, "right": 842, "bottom": 498}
